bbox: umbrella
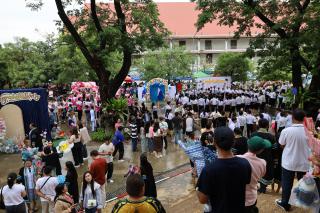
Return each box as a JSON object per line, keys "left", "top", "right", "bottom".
{"left": 124, "top": 76, "right": 133, "bottom": 83}
{"left": 193, "top": 71, "right": 210, "bottom": 78}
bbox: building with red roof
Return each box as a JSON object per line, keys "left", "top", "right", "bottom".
{"left": 155, "top": 2, "right": 262, "bottom": 69}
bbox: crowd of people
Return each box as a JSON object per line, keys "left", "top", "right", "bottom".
{"left": 1, "top": 81, "right": 320, "bottom": 213}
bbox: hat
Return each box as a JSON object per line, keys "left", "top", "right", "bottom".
{"left": 248, "top": 136, "right": 271, "bottom": 152}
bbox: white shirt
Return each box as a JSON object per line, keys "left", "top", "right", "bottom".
{"left": 236, "top": 97, "right": 242, "bottom": 105}
{"left": 279, "top": 124, "right": 310, "bottom": 172}
{"left": 2, "top": 184, "right": 25, "bottom": 206}
{"left": 198, "top": 98, "right": 205, "bottom": 106}
{"left": 90, "top": 109, "right": 95, "bottom": 121}
{"left": 186, "top": 117, "right": 193, "bottom": 132}
{"left": 278, "top": 116, "right": 287, "bottom": 129}
{"left": 286, "top": 115, "right": 292, "bottom": 128}
{"left": 246, "top": 114, "right": 256, "bottom": 125}
{"left": 228, "top": 119, "right": 237, "bottom": 131}
{"left": 181, "top": 96, "right": 189, "bottom": 105}
{"left": 237, "top": 115, "right": 247, "bottom": 127}
{"left": 80, "top": 127, "right": 91, "bottom": 144}
{"left": 35, "top": 176, "right": 59, "bottom": 202}
{"left": 99, "top": 143, "right": 115, "bottom": 163}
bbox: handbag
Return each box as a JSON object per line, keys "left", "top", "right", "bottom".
{"left": 0, "top": 186, "right": 5, "bottom": 209}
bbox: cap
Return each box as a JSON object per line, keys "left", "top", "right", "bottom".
{"left": 248, "top": 136, "right": 271, "bottom": 152}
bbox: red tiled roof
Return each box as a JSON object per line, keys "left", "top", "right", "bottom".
{"left": 156, "top": 2, "right": 263, "bottom": 38}
{"left": 82, "top": 2, "right": 263, "bottom": 38}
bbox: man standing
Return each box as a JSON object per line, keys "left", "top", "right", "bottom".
{"left": 246, "top": 110, "right": 256, "bottom": 137}
{"left": 90, "top": 106, "right": 96, "bottom": 131}
{"left": 112, "top": 126, "right": 125, "bottom": 162}
{"left": 90, "top": 150, "right": 107, "bottom": 207}
{"left": 112, "top": 174, "right": 165, "bottom": 213}
{"left": 129, "top": 117, "right": 138, "bottom": 152}
{"left": 185, "top": 112, "right": 194, "bottom": 137}
{"left": 29, "top": 123, "right": 43, "bottom": 151}
{"left": 239, "top": 136, "right": 269, "bottom": 212}
{"left": 172, "top": 112, "right": 183, "bottom": 144}
{"left": 196, "top": 127, "right": 251, "bottom": 213}
{"left": 35, "top": 166, "right": 58, "bottom": 213}
{"left": 276, "top": 109, "right": 310, "bottom": 212}
{"left": 159, "top": 117, "right": 168, "bottom": 150}
{"left": 99, "top": 135, "right": 115, "bottom": 183}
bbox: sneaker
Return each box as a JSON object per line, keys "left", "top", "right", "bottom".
{"left": 275, "top": 199, "right": 290, "bottom": 212}
{"left": 107, "top": 179, "right": 114, "bottom": 183}
{"left": 118, "top": 159, "right": 125, "bottom": 162}
{"left": 75, "top": 165, "right": 80, "bottom": 168}
{"left": 83, "top": 157, "right": 88, "bottom": 161}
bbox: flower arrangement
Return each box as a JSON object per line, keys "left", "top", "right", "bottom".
{"left": 57, "top": 140, "right": 73, "bottom": 154}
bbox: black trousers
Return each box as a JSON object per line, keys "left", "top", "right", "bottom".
{"left": 77, "top": 109, "right": 82, "bottom": 122}
{"left": 5, "top": 202, "right": 26, "bottom": 213}
{"left": 247, "top": 124, "right": 254, "bottom": 138}
{"left": 113, "top": 143, "right": 124, "bottom": 160}
{"left": 82, "top": 144, "right": 88, "bottom": 158}
{"left": 107, "top": 162, "right": 114, "bottom": 180}
{"left": 72, "top": 142, "right": 84, "bottom": 166}
{"left": 162, "top": 136, "right": 168, "bottom": 149}
{"left": 245, "top": 201, "right": 259, "bottom": 213}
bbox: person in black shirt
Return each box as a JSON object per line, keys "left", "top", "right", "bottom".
{"left": 215, "top": 111, "right": 227, "bottom": 127}
{"left": 251, "top": 118, "right": 276, "bottom": 194}
{"left": 197, "top": 127, "right": 251, "bottom": 213}
{"left": 232, "top": 127, "right": 248, "bottom": 155}
{"left": 200, "top": 122, "right": 214, "bottom": 147}
{"left": 140, "top": 153, "right": 157, "bottom": 198}
{"left": 65, "top": 161, "right": 79, "bottom": 203}
{"left": 42, "top": 146, "right": 62, "bottom": 175}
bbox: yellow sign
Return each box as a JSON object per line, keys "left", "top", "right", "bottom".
{"left": 0, "top": 92, "right": 41, "bottom": 105}
{"left": 203, "top": 79, "right": 226, "bottom": 84}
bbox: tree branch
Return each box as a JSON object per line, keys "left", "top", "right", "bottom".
{"left": 301, "top": 0, "right": 311, "bottom": 12}
{"left": 111, "top": 0, "right": 132, "bottom": 96}
{"left": 54, "top": 0, "right": 95, "bottom": 69}
{"left": 90, "top": 0, "right": 107, "bottom": 50}
{"left": 245, "top": 0, "right": 288, "bottom": 38}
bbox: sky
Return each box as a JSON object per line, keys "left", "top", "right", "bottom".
{"left": 0, "top": 0, "right": 189, "bottom": 44}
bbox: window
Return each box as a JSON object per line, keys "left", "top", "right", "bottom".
{"left": 231, "top": 40, "right": 237, "bottom": 49}
{"left": 205, "top": 40, "right": 212, "bottom": 50}
{"left": 179, "top": 40, "right": 186, "bottom": 47}
{"left": 206, "top": 54, "right": 213, "bottom": 64}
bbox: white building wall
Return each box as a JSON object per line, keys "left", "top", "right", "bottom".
{"left": 213, "top": 39, "right": 225, "bottom": 50}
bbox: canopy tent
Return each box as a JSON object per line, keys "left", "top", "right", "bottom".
{"left": 193, "top": 71, "right": 210, "bottom": 78}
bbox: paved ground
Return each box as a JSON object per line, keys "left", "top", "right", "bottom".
{"left": 0, "top": 134, "right": 312, "bottom": 213}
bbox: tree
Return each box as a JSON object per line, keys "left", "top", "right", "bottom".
{"left": 0, "top": 36, "right": 100, "bottom": 88}
{"left": 136, "top": 47, "right": 193, "bottom": 81}
{"left": 195, "top": 0, "right": 320, "bottom": 99}
{"left": 27, "top": 0, "right": 168, "bottom": 102}
{"left": 214, "top": 52, "right": 251, "bottom": 82}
